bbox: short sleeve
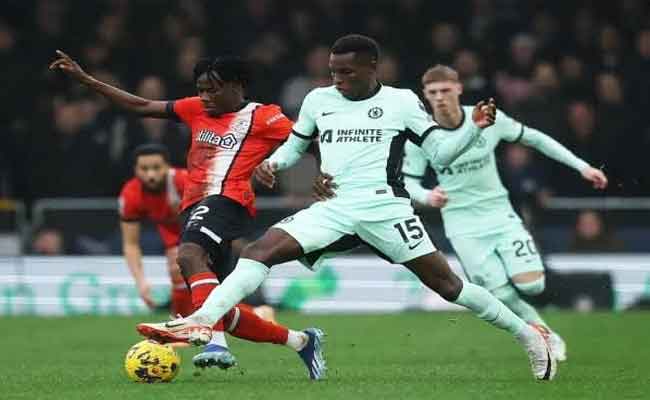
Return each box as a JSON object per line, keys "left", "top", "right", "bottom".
{"left": 169, "top": 97, "right": 203, "bottom": 125}
{"left": 157, "top": 223, "right": 181, "bottom": 249}
{"left": 173, "top": 168, "right": 188, "bottom": 196}
{"left": 402, "top": 90, "right": 438, "bottom": 145}
{"left": 292, "top": 90, "right": 318, "bottom": 138}
{"left": 118, "top": 184, "right": 142, "bottom": 221}
{"left": 253, "top": 104, "right": 294, "bottom": 141}
{"left": 402, "top": 141, "right": 429, "bottom": 178}
{"left": 494, "top": 109, "right": 525, "bottom": 142}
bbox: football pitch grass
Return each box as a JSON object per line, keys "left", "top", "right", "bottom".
{"left": 3, "top": 312, "right": 648, "bottom": 400}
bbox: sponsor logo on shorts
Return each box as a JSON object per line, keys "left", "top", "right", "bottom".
{"left": 408, "top": 240, "right": 424, "bottom": 250}
{"left": 279, "top": 216, "right": 294, "bottom": 224}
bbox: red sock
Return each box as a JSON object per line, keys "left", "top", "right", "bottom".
{"left": 222, "top": 304, "right": 289, "bottom": 345}
{"left": 170, "top": 281, "right": 193, "bottom": 317}
{"left": 187, "top": 272, "right": 225, "bottom": 331}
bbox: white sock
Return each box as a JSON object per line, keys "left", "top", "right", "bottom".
{"left": 286, "top": 330, "right": 308, "bottom": 351}
{"left": 191, "top": 258, "right": 270, "bottom": 326}
{"left": 207, "top": 330, "right": 228, "bottom": 348}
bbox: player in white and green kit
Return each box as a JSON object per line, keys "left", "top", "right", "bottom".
{"left": 138, "top": 35, "right": 558, "bottom": 381}
{"left": 401, "top": 65, "right": 609, "bottom": 362}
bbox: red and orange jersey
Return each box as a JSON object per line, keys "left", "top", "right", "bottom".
{"left": 168, "top": 97, "right": 293, "bottom": 215}
{"left": 118, "top": 168, "right": 186, "bottom": 248}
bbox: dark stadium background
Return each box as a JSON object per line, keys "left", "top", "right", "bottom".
{"left": 0, "top": 0, "right": 649, "bottom": 308}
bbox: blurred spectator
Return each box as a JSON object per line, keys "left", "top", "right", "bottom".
{"left": 246, "top": 31, "right": 290, "bottom": 103}
{"left": 569, "top": 210, "right": 623, "bottom": 252}
{"left": 31, "top": 227, "right": 65, "bottom": 255}
{"left": 428, "top": 23, "right": 461, "bottom": 66}
{"left": 530, "top": 11, "right": 561, "bottom": 59}
{"left": 551, "top": 101, "right": 604, "bottom": 196}
{"left": 168, "top": 36, "right": 204, "bottom": 98}
{"left": 124, "top": 76, "right": 189, "bottom": 170}
{"left": 558, "top": 54, "right": 591, "bottom": 100}
{"left": 22, "top": 97, "right": 112, "bottom": 199}
{"left": 2, "top": 0, "right": 649, "bottom": 206}
{"left": 626, "top": 29, "right": 650, "bottom": 111}
{"left": 377, "top": 52, "right": 400, "bottom": 86}
{"left": 500, "top": 144, "right": 549, "bottom": 225}
{"left": 513, "top": 61, "right": 566, "bottom": 136}
{"left": 280, "top": 46, "right": 331, "bottom": 118}
{"left": 597, "top": 25, "right": 623, "bottom": 71}
{"left": 495, "top": 33, "right": 537, "bottom": 108}
{"left": 453, "top": 49, "right": 490, "bottom": 104}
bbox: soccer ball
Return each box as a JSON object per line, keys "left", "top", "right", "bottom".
{"left": 124, "top": 340, "right": 181, "bottom": 383}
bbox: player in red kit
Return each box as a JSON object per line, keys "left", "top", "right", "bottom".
{"left": 51, "top": 51, "right": 325, "bottom": 379}
{"left": 119, "top": 144, "right": 192, "bottom": 316}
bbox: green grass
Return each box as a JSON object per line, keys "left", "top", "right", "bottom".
{"left": 2, "top": 312, "right": 649, "bottom": 400}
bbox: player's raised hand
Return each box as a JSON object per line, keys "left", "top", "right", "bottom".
{"left": 582, "top": 166, "right": 608, "bottom": 189}
{"left": 313, "top": 172, "right": 337, "bottom": 201}
{"left": 254, "top": 160, "right": 278, "bottom": 188}
{"left": 49, "top": 50, "right": 92, "bottom": 84}
{"left": 472, "top": 98, "right": 497, "bottom": 128}
{"left": 426, "top": 186, "right": 448, "bottom": 208}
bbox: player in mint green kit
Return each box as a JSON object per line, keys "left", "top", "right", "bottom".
{"left": 402, "top": 65, "right": 609, "bottom": 363}
{"left": 138, "top": 35, "right": 558, "bottom": 381}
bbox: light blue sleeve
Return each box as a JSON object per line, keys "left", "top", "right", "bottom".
{"left": 402, "top": 90, "right": 437, "bottom": 137}
{"left": 401, "top": 89, "right": 482, "bottom": 167}
{"left": 494, "top": 110, "right": 525, "bottom": 142}
{"left": 292, "top": 90, "right": 318, "bottom": 138}
{"left": 420, "top": 124, "right": 482, "bottom": 166}
{"left": 402, "top": 142, "right": 431, "bottom": 204}
{"left": 267, "top": 133, "right": 312, "bottom": 171}
{"left": 519, "top": 126, "right": 590, "bottom": 172}
{"left": 497, "top": 111, "right": 590, "bottom": 172}
{"left": 267, "top": 90, "right": 318, "bottom": 171}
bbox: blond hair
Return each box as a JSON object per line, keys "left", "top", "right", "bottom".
{"left": 421, "top": 65, "right": 459, "bottom": 86}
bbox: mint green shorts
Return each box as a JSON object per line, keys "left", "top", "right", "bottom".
{"left": 449, "top": 223, "right": 544, "bottom": 291}
{"left": 273, "top": 195, "right": 436, "bottom": 270}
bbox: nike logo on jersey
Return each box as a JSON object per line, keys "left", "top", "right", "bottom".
{"left": 321, "top": 111, "right": 336, "bottom": 116}
{"left": 408, "top": 240, "right": 424, "bottom": 250}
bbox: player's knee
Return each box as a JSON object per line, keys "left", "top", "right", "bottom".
{"left": 438, "top": 275, "right": 463, "bottom": 301}
{"left": 491, "top": 285, "right": 518, "bottom": 305}
{"left": 240, "top": 241, "right": 274, "bottom": 265}
{"left": 176, "top": 243, "right": 204, "bottom": 274}
{"left": 513, "top": 276, "right": 546, "bottom": 296}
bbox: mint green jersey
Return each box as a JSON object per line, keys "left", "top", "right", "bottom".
{"left": 403, "top": 106, "right": 589, "bottom": 237}
{"left": 289, "top": 85, "right": 435, "bottom": 195}
{"left": 270, "top": 85, "right": 484, "bottom": 202}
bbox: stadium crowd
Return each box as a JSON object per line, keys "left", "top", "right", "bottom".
{"left": 0, "top": 0, "right": 648, "bottom": 254}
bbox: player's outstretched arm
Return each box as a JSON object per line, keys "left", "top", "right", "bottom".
{"left": 254, "top": 132, "right": 311, "bottom": 188}
{"left": 49, "top": 50, "right": 169, "bottom": 118}
{"left": 423, "top": 98, "right": 496, "bottom": 166}
{"left": 516, "top": 126, "right": 608, "bottom": 189}
{"left": 121, "top": 221, "right": 155, "bottom": 308}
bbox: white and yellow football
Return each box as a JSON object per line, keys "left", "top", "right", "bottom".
{"left": 124, "top": 340, "right": 180, "bottom": 383}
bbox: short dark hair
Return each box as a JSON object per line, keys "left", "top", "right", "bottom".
{"left": 331, "top": 34, "right": 380, "bottom": 62}
{"left": 132, "top": 143, "right": 170, "bottom": 164}
{"left": 193, "top": 56, "right": 251, "bottom": 87}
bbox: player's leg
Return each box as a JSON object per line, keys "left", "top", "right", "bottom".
{"left": 139, "top": 202, "right": 347, "bottom": 379}
{"left": 191, "top": 202, "right": 352, "bottom": 328}
{"left": 164, "top": 246, "right": 192, "bottom": 317}
{"left": 140, "top": 196, "right": 256, "bottom": 367}
{"left": 358, "top": 208, "right": 556, "bottom": 380}
{"left": 496, "top": 227, "right": 567, "bottom": 361}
